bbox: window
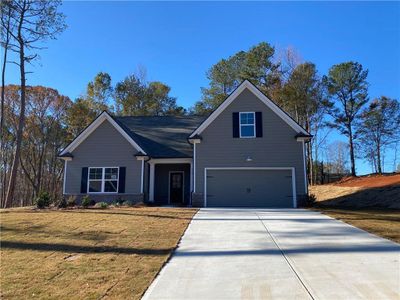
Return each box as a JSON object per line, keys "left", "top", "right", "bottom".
{"left": 88, "top": 167, "right": 119, "bottom": 193}
{"left": 239, "top": 112, "right": 255, "bottom": 138}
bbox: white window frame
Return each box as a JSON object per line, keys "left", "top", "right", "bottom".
{"left": 88, "top": 167, "right": 119, "bottom": 194}
{"left": 239, "top": 112, "right": 256, "bottom": 138}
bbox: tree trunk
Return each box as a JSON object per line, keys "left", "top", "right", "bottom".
{"left": 348, "top": 126, "right": 356, "bottom": 176}
{"left": 0, "top": 8, "right": 12, "bottom": 208}
{"left": 4, "top": 18, "right": 26, "bottom": 207}
{"left": 377, "top": 143, "right": 382, "bottom": 174}
{"left": 1, "top": 7, "right": 11, "bottom": 141}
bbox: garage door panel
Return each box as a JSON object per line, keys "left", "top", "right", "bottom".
{"left": 206, "top": 169, "right": 293, "bottom": 208}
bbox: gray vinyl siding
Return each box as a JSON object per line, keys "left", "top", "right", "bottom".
{"left": 195, "top": 88, "right": 306, "bottom": 200}
{"left": 154, "top": 164, "right": 191, "bottom": 205}
{"left": 65, "top": 120, "right": 142, "bottom": 195}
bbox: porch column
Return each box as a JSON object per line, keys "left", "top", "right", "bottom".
{"left": 190, "top": 162, "right": 193, "bottom": 194}
{"left": 140, "top": 159, "right": 144, "bottom": 194}
{"left": 149, "top": 162, "right": 155, "bottom": 202}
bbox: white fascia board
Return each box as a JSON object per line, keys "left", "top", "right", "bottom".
{"left": 60, "top": 112, "right": 146, "bottom": 155}
{"left": 189, "top": 80, "right": 309, "bottom": 138}
{"left": 149, "top": 158, "right": 193, "bottom": 164}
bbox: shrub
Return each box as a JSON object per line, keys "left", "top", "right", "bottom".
{"left": 57, "top": 197, "right": 67, "bottom": 209}
{"left": 67, "top": 195, "right": 77, "bottom": 207}
{"left": 304, "top": 193, "right": 317, "bottom": 207}
{"left": 81, "top": 195, "right": 91, "bottom": 208}
{"left": 122, "top": 200, "right": 133, "bottom": 207}
{"left": 94, "top": 202, "right": 108, "bottom": 209}
{"left": 114, "top": 197, "right": 125, "bottom": 206}
{"left": 35, "top": 192, "right": 51, "bottom": 209}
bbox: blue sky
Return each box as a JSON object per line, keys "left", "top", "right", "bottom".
{"left": 5, "top": 1, "right": 400, "bottom": 174}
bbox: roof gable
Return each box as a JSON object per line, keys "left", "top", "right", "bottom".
{"left": 59, "top": 111, "right": 146, "bottom": 156}
{"left": 189, "top": 80, "right": 309, "bottom": 138}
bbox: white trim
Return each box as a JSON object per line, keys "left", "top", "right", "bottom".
{"left": 168, "top": 171, "right": 185, "bottom": 204}
{"left": 149, "top": 163, "right": 155, "bottom": 202}
{"left": 148, "top": 159, "right": 192, "bottom": 203}
{"left": 60, "top": 157, "right": 73, "bottom": 161}
{"left": 193, "top": 143, "right": 197, "bottom": 193}
{"left": 140, "top": 160, "right": 144, "bottom": 194}
{"left": 63, "top": 160, "right": 67, "bottom": 194}
{"left": 87, "top": 167, "right": 119, "bottom": 194}
{"left": 136, "top": 156, "right": 149, "bottom": 161}
{"left": 60, "top": 112, "right": 146, "bottom": 155}
{"left": 296, "top": 137, "right": 311, "bottom": 142}
{"left": 204, "top": 167, "right": 297, "bottom": 208}
{"left": 150, "top": 158, "right": 192, "bottom": 164}
{"left": 190, "top": 162, "right": 193, "bottom": 195}
{"left": 302, "top": 140, "right": 308, "bottom": 194}
{"left": 239, "top": 111, "right": 256, "bottom": 138}
{"left": 188, "top": 138, "right": 201, "bottom": 144}
{"left": 190, "top": 80, "right": 308, "bottom": 138}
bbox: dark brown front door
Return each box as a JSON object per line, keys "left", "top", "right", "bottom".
{"left": 169, "top": 172, "right": 183, "bottom": 204}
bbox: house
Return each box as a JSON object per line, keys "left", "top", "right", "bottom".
{"left": 59, "top": 80, "right": 311, "bottom": 207}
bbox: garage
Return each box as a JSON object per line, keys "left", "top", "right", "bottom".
{"left": 205, "top": 168, "right": 295, "bottom": 208}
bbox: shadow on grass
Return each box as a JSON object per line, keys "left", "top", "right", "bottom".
{"left": 314, "top": 185, "right": 400, "bottom": 209}
{"left": 1, "top": 240, "right": 173, "bottom": 255}
{"left": 3, "top": 238, "right": 399, "bottom": 257}
{"left": 0, "top": 208, "right": 195, "bottom": 220}
{"left": 0, "top": 225, "right": 110, "bottom": 242}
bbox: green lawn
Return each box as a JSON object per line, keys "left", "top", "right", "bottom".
{"left": 0, "top": 207, "right": 197, "bottom": 299}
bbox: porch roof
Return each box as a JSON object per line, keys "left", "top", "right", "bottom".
{"left": 114, "top": 116, "right": 206, "bottom": 158}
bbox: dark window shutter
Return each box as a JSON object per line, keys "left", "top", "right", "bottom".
{"left": 255, "top": 112, "right": 263, "bottom": 137}
{"left": 118, "top": 167, "right": 126, "bottom": 193}
{"left": 232, "top": 112, "right": 239, "bottom": 138}
{"left": 80, "top": 167, "right": 88, "bottom": 193}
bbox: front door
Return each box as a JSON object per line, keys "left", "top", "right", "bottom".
{"left": 169, "top": 172, "right": 184, "bottom": 204}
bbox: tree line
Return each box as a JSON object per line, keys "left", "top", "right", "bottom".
{"left": 1, "top": 1, "right": 399, "bottom": 208}
{"left": 193, "top": 42, "right": 400, "bottom": 183}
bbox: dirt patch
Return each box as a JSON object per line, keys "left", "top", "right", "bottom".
{"left": 310, "top": 184, "right": 400, "bottom": 209}
{"left": 333, "top": 173, "right": 400, "bottom": 188}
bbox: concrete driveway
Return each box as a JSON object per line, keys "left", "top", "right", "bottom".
{"left": 143, "top": 209, "right": 400, "bottom": 300}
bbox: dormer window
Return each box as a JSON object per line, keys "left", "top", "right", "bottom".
{"left": 239, "top": 112, "right": 256, "bottom": 138}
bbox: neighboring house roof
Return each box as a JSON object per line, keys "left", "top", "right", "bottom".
{"left": 114, "top": 116, "right": 206, "bottom": 158}
{"left": 190, "top": 80, "right": 310, "bottom": 138}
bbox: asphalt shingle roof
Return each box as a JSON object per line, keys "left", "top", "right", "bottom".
{"left": 114, "top": 116, "right": 206, "bottom": 158}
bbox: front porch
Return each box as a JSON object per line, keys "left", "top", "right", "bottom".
{"left": 148, "top": 158, "right": 193, "bottom": 206}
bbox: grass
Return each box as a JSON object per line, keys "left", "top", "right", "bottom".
{"left": 314, "top": 207, "right": 400, "bottom": 243}
{"left": 0, "top": 207, "right": 197, "bottom": 299}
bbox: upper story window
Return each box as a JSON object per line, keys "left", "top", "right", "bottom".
{"left": 239, "top": 112, "right": 255, "bottom": 138}
{"left": 88, "top": 167, "right": 119, "bottom": 193}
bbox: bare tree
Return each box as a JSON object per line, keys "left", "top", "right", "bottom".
{"left": 359, "top": 96, "right": 400, "bottom": 174}
{"left": 3, "top": 0, "right": 66, "bottom": 207}
{"left": 1, "top": 1, "right": 15, "bottom": 138}
{"left": 326, "top": 141, "right": 350, "bottom": 174}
